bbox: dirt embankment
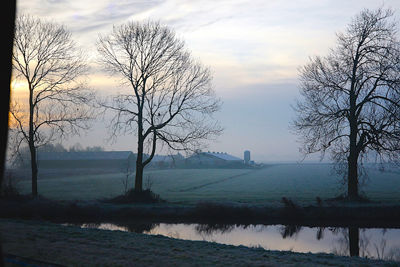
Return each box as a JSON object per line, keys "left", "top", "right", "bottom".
{"left": 1, "top": 198, "right": 400, "bottom": 228}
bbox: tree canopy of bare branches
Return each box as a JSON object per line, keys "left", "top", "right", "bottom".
{"left": 292, "top": 8, "right": 400, "bottom": 199}
{"left": 10, "top": 15, "right": 95, "bottom": 196}
{"left": 97, "top": 21, "right": 222, "bottom": 192}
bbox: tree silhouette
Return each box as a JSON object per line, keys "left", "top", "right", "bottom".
{"left": 293, "top": 8, "right": 400, "bottom": 199}
{"left": 97, "top": 21, "right": 222, "bottom": 192}
{"left": 10, "top": 15, "right": 95, "bottom": 197}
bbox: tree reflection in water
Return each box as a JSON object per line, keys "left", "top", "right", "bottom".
{"left": 276, "top": 225, "right": 400, "bottom": 261}
{"left": 195, "top": 223, "right": 238, "bottom": 242}
{"left": 195, "top": 223, "right": 234, "bottom": 235}
{"left": 316, "top": 227, "right": 325, "bottom": 240}
{"left": 279, "top": 225, "right": 302, "bottom": 238}
{"left": 326, "top": 227, "right": 400, "bottom": 261}
{"left": 116, "top": 222, "right": 160, "bottom": 233}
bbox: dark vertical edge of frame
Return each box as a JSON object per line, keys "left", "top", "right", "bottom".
{"left": 0, "top": 1, "right": 16, "bottom": 267}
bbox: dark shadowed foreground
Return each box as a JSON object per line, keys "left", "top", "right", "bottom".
{"left": 1, "top": 219, "right": 398, "bottom": 266}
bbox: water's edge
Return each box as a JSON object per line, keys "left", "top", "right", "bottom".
{"left": 65, "top": 222, "right": 400, "bottom": 262}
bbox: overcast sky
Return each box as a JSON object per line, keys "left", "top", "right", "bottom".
{"left": 15, "top": 0, "right": 400, "bottom": 162}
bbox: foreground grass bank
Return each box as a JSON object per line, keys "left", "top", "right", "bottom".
{"left": 1, "top": 219, "right": 398, "bottom": 267}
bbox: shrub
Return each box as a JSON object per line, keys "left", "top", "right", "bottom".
{"left": 281, "top": 197, "right": 298, "bottom": 209}
{"left": 105, "top": 189, "right": 163, "bottom": 204}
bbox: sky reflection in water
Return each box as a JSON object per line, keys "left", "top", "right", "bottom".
{"left": 77, "top": 223, "right": 400, "bottom": 261}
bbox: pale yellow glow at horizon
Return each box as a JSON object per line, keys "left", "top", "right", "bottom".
{"left": 10, "top": 80, "right": 29, "bottom": 104}
{"left": 11, "top": 79, "right": 28, "bottom": 92}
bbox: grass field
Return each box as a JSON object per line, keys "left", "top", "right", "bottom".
{"left": 17, "top": 164, "right": 400, "bottom": 205}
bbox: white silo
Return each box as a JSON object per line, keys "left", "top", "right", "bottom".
{"left": 244, "top": 150, "right": 250, "bottom": 165}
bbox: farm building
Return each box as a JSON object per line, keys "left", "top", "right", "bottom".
{"left": 149, "top": 153, "right": 185, "bottom": 168}
{"left": 37, "top": 151, "right": 136, "bottom": 171}
{"left": 186, "top": 151, "right": 243, "bottom": 168}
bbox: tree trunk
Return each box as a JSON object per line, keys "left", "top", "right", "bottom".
{"left": 347, "top": 152, "right": 358, "bottom": 199}
{"left": 348, "top": 74, "right": 359, "bottom": 200}
{"left": 347, "top": 117, "right": 359, "bottom": 199}
{"left": 29, "top": 143, "right": 38, "bottom": 197}
{"left": 134, "top": 155, "right": 143, "bottom": 192}
{"left": 135, "top": 130, "right": 157, "bottom": 193}
{"left": 28, "top": 83, "right": 38, "bottom": 197}
{"left": 135, "top": 116, "right": 144, "bottom": 192}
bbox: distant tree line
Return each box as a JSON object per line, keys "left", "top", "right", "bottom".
{"left": 12, "top": 142, "right": 105, "bottom": 168}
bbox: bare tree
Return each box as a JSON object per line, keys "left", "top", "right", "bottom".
{"left": 10, "top": 15, "right": 95, "bottom": 197}
{"left": 292, "top": 8, "right": 400, "bottom": 199}
{"left": 97, "top": 21, "right": 221, "bottom": 192}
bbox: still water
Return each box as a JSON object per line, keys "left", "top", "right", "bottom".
{"left": 73, "top": 222, "right": 400, "bottom": 261}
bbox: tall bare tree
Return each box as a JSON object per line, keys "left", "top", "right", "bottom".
{"left": 10, "top": 15, "right": 94, "bottom": 197}
{"left": 98, "top": 21, "right": 221, "bottom": 192}
{"left": 292, "top": 8, "right": 400, "bottom": 199}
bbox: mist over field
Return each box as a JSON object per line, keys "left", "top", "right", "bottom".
{"left": 13, "top": 163, "right": 400, "bottom": 205}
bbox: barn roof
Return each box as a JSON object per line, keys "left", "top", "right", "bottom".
{"left": 206, "top": 152, "right": 242, "bottom": 161}
{"left": 151, "top": 153, "right": 184, "bottom": 162}
{"left": 190, "top": 152, "right": 242, "bottom": 161}
{"left": 37, "top": 151, "right": 134, "bottom": 161}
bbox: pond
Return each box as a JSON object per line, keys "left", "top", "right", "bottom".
{"left": 68, "top": 222, "right": 400, "bottom": 261}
